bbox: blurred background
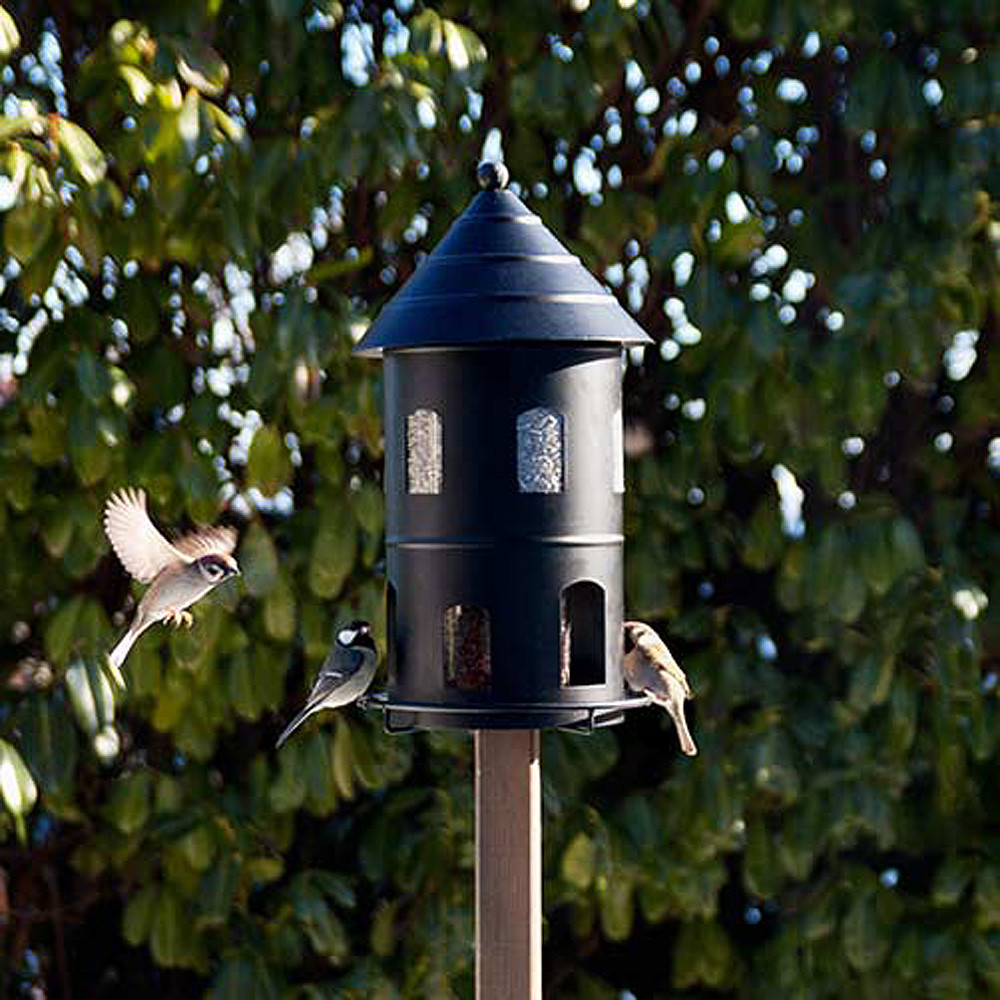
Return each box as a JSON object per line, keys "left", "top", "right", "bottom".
{"left": 0, "top": 0, "right": 997, "bottom": 996}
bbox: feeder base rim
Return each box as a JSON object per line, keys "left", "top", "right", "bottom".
{"left": 358, "top": 691, "right": 651, "bottom": 735}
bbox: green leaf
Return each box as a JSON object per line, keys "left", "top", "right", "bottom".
{"left": 294, "top": 893, "right": 349, "bottom": 961}
{"left": 742, "top": 498, "right": 784, "bottom": 569}
{"left": 57, "top": 119, "right": 107, "bottom": 184}
{"left": 45, "top": 596, "right": 85, "bottom": 664}
{"left": 673, "top": 919, "right": 736, "bottom": 989}
{"left": 263, "top": 572, "right": 296, "bottom": 641}
{"left": 65, "top": 658, "right": 107, "bottom": 736}
{"left": 176, "top": 823, "right": 216, "bottom": 872}
{"left": 975, "top": 868, "right": 1000, "bottom": 930}
{"left": 198, "top": 856, "right": 239, "bottom": 928}
{"left": 171, "top": 38, "right": 230, "bottom": 97}
{"left": 76, "top": 348, "right": 111, "bottom": 402}
{"left": 0, "top": 738, "right": 38, "bottom": 839}
{"left": 847, "top": 653, "right": 895, "bottom": 714}
{"left": 843, "top": 888, "right": 889, "bottom": 972}
{"left": 17, "top": 696, "right": 79, "bottom": 802}
{"left": 119, "top": 65, "right": 153, "bottom": 104}
{"left": 69, "top": 405, "right": 112, "bottom": 485}
{"left": 177, "top": 87, "right": 201, "bottom": 157}
{"left": 0, "top": 6, "right": 19, "bottom": 58}
{"left": 562, "top": 832, "right": 595, "bottom": 890}
{"left": 42, "top": 503, "right": 75, "bottom": 559}
{"left": 889, "top": 517, "right": 925, "bottom": 578}
{"left": 239, "top": 522, "right": 280, "bottom": 597}
{"left": 150, "top": 887, "right": 185, "bottom": 967}
{"left": 888, "top": 680, "right": 918, "bottom": 754}
{"left": 4, "top": 192, "right": 54, "bottom": 264}
{"left": 933, "top": 856, "right": 974, "bottom": 908}
{"left": 370, "top": 899, "right": 398, "bottom": 957}
{"left": 332, "top": 718, "right": 355, "bottom": 799}
{"left": 271, "top": 741, "right": 308, "bottom": 812}
{"left": 308, "top": 504, "right": 356, "bottom": 599}
{"left": 829, "top": 565, "right": 866, "bottom": 623}
{"left": 857, "top": 520, "right": 896, "bottom": 597}
{"left": 353, "top": 482, "right": 383, "bottom": 535}
{"left": 599, "top": 873, "right": 634, "bottom": 942}
{"left": 408, "top": 10, "right": 443, "bottom": 54}
{"left": 972, "top": 933, "right": 1000, "bottom": 990}
{"left": 105, "top": 770, "right": 151, "bottom": 835}
{"left": 123, "top": 885, "right": 159, "bottom": 946}
{"left": 442, "top": 20, "right": 486, "bottom": 72}
{"left": 210, "top": 955, "right": 279, "bottom": 1000}
{"left": 227, "top": 651, "right": 260, "bottom": 721}
{"left": 744, "top": 816, "right": 784, "bottom": 898}
{"left": 245, "top": 425, "right": 292, "bottom": 496}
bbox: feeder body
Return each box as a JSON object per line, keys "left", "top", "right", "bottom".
{"left": 382, "top": 345, "right": 628, "bottom": 730}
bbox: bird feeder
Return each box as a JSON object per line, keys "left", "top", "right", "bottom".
{"left": 355, "top": 162, "right": 652, "bottom": 733}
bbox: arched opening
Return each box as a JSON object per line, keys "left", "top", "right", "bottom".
{"left": 444, "top": 605, "right": 491, "bottom": 692}
{"left": 559, "top": 581, "right": 605, "bottom": 687}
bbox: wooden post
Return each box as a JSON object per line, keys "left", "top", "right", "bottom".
{"left": 475, "top": 729, "right": 542, "bottom": 1000}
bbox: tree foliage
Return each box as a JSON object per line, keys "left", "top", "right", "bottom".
{"left": 1, "top": 0, "right": 998, "bottom": 996}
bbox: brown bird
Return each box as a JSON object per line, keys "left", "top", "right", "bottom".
{"left": 623, "top": 620, "right": 697, "bottom": 756}
{"left": 103, "top": 488, "right": 239, "bottom": 683}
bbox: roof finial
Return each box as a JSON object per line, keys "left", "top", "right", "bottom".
{"left": 477, "top": 160, "right": 509, "bottom": 191}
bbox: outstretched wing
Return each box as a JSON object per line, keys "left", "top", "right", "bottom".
{"left": 104, "top": 488, "right": 186, "bottom": 583}
{"left": 173, "top": 525, "right": 238, "bottom": 561}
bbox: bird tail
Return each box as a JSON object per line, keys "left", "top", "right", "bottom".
{"left": 275, "top": 699, "right": 323, "bottom": 749}
{"left": 650, "top": 691, "right": 698, "bottom": 756}
{"left": 107, "top": 618, "right": 151, "bottom": 684}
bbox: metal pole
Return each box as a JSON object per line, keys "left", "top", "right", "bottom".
{"left": 475, "top": 729, "right": 542, "bottom": 1000}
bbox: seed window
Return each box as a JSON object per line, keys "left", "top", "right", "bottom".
{"left": 444, "top": 605, "right": 491, "bottom": 692}
{"left": 517, "top": 407, "right": 564, "bottom": 494}
{"left": 406, "top": 408, "right": 442, "bottom": 494}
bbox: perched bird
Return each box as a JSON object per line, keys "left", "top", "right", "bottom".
{"left": 103, "top": 488, "right": 239, "bottom": 682}
{"left": 276, "top": 621, "right": 378, "bottom": 748}
{"left": 623, "top": 620, "right": 698, "bottom": 756}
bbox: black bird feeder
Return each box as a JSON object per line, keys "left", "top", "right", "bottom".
{"left": 355, "top": 162, "right": 652, "bottom": 734}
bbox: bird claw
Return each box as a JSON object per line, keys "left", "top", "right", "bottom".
{"left": 166, "top": 610, "right": 194, "bottom": 629}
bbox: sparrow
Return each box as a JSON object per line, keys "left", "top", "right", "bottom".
{"left": 103, "top": 488, "right": 239, "bottom": 683}
{"left": 623, "top": 620, "right": 698, "bottom": 756}
{"left": 276, "top": 621, "right": 378, "bottom": 748}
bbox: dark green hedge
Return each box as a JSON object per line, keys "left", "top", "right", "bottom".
{"left": 0, "top": 1, "right": 997, "bottom": 996}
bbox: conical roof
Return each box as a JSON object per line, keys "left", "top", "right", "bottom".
{"left": 353, "top": 165, "right": 652, "bottom": 356}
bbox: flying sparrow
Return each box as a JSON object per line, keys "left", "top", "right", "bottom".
{"left": 276, "top": 621, "right": 378, "bottom": 747}
{"left": 623, "top": 620, "right": 697, "bottom": 756}
{"left": 103, "top": 488, "right": 239, "bottom": 682}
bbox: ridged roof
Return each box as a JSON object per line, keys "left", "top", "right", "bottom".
{"left": 353, "top": 168, "right": 652, "bottom": 356}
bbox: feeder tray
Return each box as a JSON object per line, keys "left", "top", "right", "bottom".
{"left": 359, "top": 691, "right": 652, "bottom": 735}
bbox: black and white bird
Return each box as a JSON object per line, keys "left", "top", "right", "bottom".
{"left": 623, "top": 620, "right": 697, "bottom": 756}
{"left": 275, "top": 621, "right": 378, "bottom": 748}
{"left": 103, "top": 488, "right": 239, "bottom": 686}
